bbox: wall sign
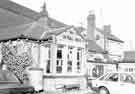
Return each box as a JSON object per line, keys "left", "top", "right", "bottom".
{"left": 62, "top": 35, "right": 82, "bottom": 42}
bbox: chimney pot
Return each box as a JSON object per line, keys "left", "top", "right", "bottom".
{"left": 103, "top": 25, "right": 111, "bottom": 34}
{"left": 87, "top": 11, "right": 96, "bottom": 41}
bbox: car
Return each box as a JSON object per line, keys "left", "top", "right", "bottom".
{"left": 91, "top": 72, "right": 135, "bottom": 94}
{"left": 0, "top": 69, "right": 37, "bottom": 94}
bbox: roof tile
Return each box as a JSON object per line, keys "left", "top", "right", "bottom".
{"left": 96, "top": 28, "right": 124, "bottom": 43}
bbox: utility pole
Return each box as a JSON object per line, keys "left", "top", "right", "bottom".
{"left": 129, "top": 40, "right": 134, "bottom": 50}
{"left": 100, "top": 8, "right": 104, "bottom": 27}
{"left": 100, "top": 8, "right": 106, "bottom": 52}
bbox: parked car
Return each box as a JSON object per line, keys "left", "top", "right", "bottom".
{"left": 91, "top": 72, "right": 135, "bottom": 94}
{"left": 0, "top": 70, "right": 37, "bottom": 94}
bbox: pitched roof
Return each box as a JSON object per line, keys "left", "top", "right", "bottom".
{"left": 123, "top": 51, "right": 135, "bottom": 61}
{"left": 0, "top": 0, "right": 39, "bottom": 20}
{"left": 0, "top": 23, "right": 31, "bottom": 40}
{"left": 0, "top": 17, "right": 70, "bottom": 41}
{"left": 0, "top": 0, "right": 36, "bottom": 28}
{"left": 87, "top": 40, "right": 109, "bottom": 59}
{"left": 96, "top": 28, "right": 124, "bottom": 43}
{"left": 87, "top": 40, "right": 104, "bottom": 53}
{"left": 0, "top": 0, "right": 66, "bottom": 28}
{"left": 42, "top": 26, "right": 86, "bottom": 39}
{"left": 0, "top": 0, "right": 68, "bottom": 41}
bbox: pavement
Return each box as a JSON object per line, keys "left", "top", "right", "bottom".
{"left": 45, "top": 88, "right": 96, "bottom": 94}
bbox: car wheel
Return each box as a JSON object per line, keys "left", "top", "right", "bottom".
{"left": 99, "top": 87, "right": 110, "bottom": 94}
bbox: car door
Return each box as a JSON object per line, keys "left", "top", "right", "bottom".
{"left": 103, "top": 73, "right": 121, "bottom": 94}
{"left": 120, "top": 73, "right": 135, "bottom": 94}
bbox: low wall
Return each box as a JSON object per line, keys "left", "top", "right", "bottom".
{"left": 28, "top": 68, "right": 44, "bottom": 91}
{"left": 87, "top": 63, "right": 116, "bottom": 78}
{"left": 43, "top": 76, "right": 87, "bottom": 92}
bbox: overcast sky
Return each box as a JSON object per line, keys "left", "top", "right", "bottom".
{"left": 11, "top": 0, "right": 135, "bottom": 51}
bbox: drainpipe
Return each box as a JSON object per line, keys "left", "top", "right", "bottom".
{"left": 37, "top": 41, "right": 41, "bottom": 68}
{"left": 116, "top": 63, "right": 119, "bottom": 71}
{"left": 104, "top": 33, "right": 106, "bottom": 52}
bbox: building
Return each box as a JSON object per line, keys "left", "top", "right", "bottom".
{"left": 41, "top": 26, "right": 87, "bottom": 91}
{"left": 85, "top": 12, "right": 124, "bottom": 78}
{"left": 0, "top": 0, "right": 66, "bottom": 69}
{"left": 117, "top": 51, "right": 135, "bottom": 72}
{"left": 96, "top": 26, "right": 124, "bottom": 61}
{"left": 86, "top": 12, "right": 124, "bottom": 61}
{"left": 0, "top": 0, "right": 87, "bottom": 92}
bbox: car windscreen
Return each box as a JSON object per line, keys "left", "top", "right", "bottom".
{"left": 105, "top": 73, "right": 119, "bottom": 82}
{"left": 99, "top": 73, "right": 108, "bottom": 80}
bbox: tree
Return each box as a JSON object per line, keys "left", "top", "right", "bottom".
{"left": 1, "top": 42, "right": 33, "bottom": 83}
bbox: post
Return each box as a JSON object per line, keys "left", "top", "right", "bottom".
{"left": 28, "top": 67, "right": 44, "bottom": 91}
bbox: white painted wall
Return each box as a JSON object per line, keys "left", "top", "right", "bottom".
{"left": 56, "top": 29, "right": 86, "bottom": 48}
{"left": 107, "top": 40, "right": 124, "bottom": 60}
{"left": 40, "top": 44, "right": 50, "bottom": 75}
{"left": 119, "top": 63, "right": 135, "bottom": 72}
{"left": 95, "top": 30, "right": 105, "bottom": 50}
{"left": 29, "top": 68, "right": 44, "bottom": 91}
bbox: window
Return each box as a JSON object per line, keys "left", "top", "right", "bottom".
{"left": 99, "top": 73, "right": 108, "bottom": 80}
{"left": 56, "top": 46, "right": 63, "bottom": 73}
{"left": 92, "top": 65, "right": 104, "bottom": 78}
{"left": 46, "top": 45, "right": 51, "bottom": 74}
{"left": 120, "top": 73, "right": 135, "bottom": 83}
{"left": 67, "top": 61, "right": 72, "bottom": 72}
{"left": 57, "top": 50, "right": 62, "bottom": 59}
{"left": 48, "top": 47, "right": 51, "bottom": 58}
{"left": 77, "top": 51, "right": 80, "bottom": 60}
{"left": 67, "top": 47, "right": 73, "bottom": 72}
{"left": 77, "top": 62, "right": 80, "bottom": 72}
{"left": 77, "top": 49, "right": 82, "bottom": 73}
{"left": 56, "top": 60, "right": 63, "bottom": 73}
{"left": 106, "top": 73, "right": 119, "bottom": 82}
{"left": 46, "top": 60, "right": 51, "bottom": 73}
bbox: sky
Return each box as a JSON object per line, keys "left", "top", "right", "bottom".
{"left": 11, "top": 0, "right": 135, "bottom": 50}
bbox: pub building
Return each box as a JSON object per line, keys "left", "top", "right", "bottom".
{"left": 41, "top": 26, "right": 87, "bottom": 91}
{"left": 116, "top": 51, "right": 135, "bottom": 72}
{"left": 0, "top": 1, "right": 87, "bottom": 92}
{"left": 85, "top": 12, "right": 124, "bottom": 79}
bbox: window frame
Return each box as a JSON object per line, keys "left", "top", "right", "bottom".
{"left": 105, "top": 73, "right": 119, "bottom": 82}
{"left": 67, "top": 60, "right": 72, "bottom": 72}
{"left": 120, "top": 73, "right": 135, "bottom": 84}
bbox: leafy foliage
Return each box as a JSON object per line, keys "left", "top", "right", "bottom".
{"left": 1, "top": 42, "right": 33, "bottom": 83}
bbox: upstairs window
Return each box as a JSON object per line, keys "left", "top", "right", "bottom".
{"left": 57, "top": 50, "right": 62, "bottom": 59}
{"left": 46, "top": 45, "right": 51, "bottom": 74}
{"left": 67, "top": 47, "right": 73, "bottom": 72}
{"left": 56, "top": 45, "right": 63, "bottom": 73}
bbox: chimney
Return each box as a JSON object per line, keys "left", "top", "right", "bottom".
{"left": 87, "top": 11, "right": 96, "bottom": 41}
{"left": 38, "top": 2, "right": 49, "bottom": 26}
{"left": 40, "top": 2, "right": 48, "bottom": 17}
{"left": 103, "top": 25, "right": 111, "bottom": 34}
